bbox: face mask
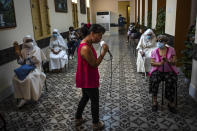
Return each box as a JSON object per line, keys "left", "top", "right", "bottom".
{"left": 146, "top": 35, "right": 151, "bottom": 40}
{"left": 157, "top": 42, "right": 165, "bottom": 49}
{"left": 53, "top": 34, "right": 58, "bottom": 38}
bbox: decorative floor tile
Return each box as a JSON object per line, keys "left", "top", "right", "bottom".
{"left": 0, "top": 33, "right": 197, "bottom": 130}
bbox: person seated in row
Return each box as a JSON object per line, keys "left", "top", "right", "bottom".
{"left": 149, "top": 35, "right": 178, "bottom": 113}
{"left": 49, "top": 29, "right": 68, "bottom": 72}
{"left": 13, "top": 35, "right": 46, "bottom": 108}
{"left": 127, "top": 23, "right": 136, "bottom": 42}
{"left": 136, "top": 29, "right": 157, "bottom": 73}
{"left": 68, "top": 26, "right": 80, "bottom": 59}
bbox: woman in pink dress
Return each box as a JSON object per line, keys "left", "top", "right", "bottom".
{"left": 149, "top": 35, "right": 178, "bottom": 113}
{"left": 75, "top": 24, "right": 109, "bottom": 130}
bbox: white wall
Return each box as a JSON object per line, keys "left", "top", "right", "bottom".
{"left": 92, "top": 0, "right": 118, "bottom": 23}
{"left": 77, "top": 0, "right": 88, "bottom": 26}
{"left": 0, "top": 0, "right": 34, "bottom": 50}
{"left": 144, "top": 0, "right": 148, "bottom": 26}
{"left": 152, "top": 0, "right": 157, "bottom": 29}
{"left": 48, "top": 0, "right": 72, "bottom": 32}
{"left": 165, "top": 0, "right": 177, "bottom": 36}
{"left": 189, "top": 17, "right": 197, "bottom": 101}
{"left": 140, "top": 0, "right": 142, "bottom": 24}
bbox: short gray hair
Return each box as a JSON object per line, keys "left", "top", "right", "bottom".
{"left": 157, "top": 35, "right": 168, "bottom": 42}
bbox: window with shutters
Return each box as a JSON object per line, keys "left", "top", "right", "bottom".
{"left": 72, "top": 3, "right": 78, "bottom": 28}
{"left": 30, "top": 0, "right": 51, "bottom": 40}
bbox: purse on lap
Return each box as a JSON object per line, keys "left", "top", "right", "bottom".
{"left": 14, "top": 64, "right": 36, "bottom": 81}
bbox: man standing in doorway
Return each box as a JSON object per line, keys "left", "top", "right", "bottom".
{"left": 118, "top": 14, "right": 126, "bottom": 33}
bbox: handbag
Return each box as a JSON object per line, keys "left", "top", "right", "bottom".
{"left": 14, "top": 64, "right": 36, "bottom": 80}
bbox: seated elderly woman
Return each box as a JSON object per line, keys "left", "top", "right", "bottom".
{"left": 136, "top": 29, "right": 157, "bottom": 73}
{"left": 49, "top": 29, "right": 68, "bottom": 72}
{"left": 13, "top": 35, "right": 46, "bottom": 108}
{"left": 149, "top": 35, "right": 178, "bottom": 113}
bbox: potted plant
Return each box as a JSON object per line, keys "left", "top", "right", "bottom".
{"left": 155, "top": 7, "right": 166, "bottom": 35}
{"left": 179, "top": 23, "right": 196, "bottom": 85}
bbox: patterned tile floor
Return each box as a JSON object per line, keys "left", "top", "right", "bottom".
{"left": 1, "top": 33, "right": 197, "bottom": 131}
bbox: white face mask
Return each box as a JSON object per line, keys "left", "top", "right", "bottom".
{"left": 23, "top": 42, "right": 34, "bottom": 50}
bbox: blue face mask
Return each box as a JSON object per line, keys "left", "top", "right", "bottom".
{"left": 53, "top": 34, "right": 58, "bottom": 38}
{"left": 146, "top": 35, "right": 151, "bottom": 40}
{"left": 157, "top": 42, "right": 165, "bottom": 49}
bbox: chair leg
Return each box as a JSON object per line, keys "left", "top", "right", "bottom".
{"left": 175, "top": 83, "right": 177, "bottom": 107}
{"left": 45, "top": 79, "right": 47, "bottom": 91}
{"left": 162, "top": 81, "right": 164, "bottom": 105}
{"left": 0, "top": 113, "right": 6, "bottom": 131}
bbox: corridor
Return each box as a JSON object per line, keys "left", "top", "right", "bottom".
{"left": 0, "top": 33, "right": 197, "bottom": 131}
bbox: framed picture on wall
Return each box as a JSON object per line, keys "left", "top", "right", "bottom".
{"left": 54, "top": 0, "right": 68, "bottom": 13}
{"left": 80, "top": 0, "right": 86, "bottom": 14}
{"left": 0, "top": 0, "right": 17, "bottom": 29}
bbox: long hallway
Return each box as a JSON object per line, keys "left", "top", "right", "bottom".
{"left": 1, "top": 33, "right": 197, "bottom": 131}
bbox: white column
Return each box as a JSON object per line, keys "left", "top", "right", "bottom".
{"left": 189, "top": 17, "right": 197, "bottom": 101}
{"left": 144, "top": 0, "right": 148, "bottom": 26}
{"left": 165, "top": 0, "right": 177, "bottom": 36}
{"left": 140, "top": 0, "right": 142, "bottom": 24}
{"left": 152, "top": 0, "right": 157, "bottom": 29}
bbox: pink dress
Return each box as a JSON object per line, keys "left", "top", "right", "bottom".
{"left": 149, "top": 47, "right": 179, "bottom": 76}
{"left": 76, "top": 43, "right": 100, "bottom": 88}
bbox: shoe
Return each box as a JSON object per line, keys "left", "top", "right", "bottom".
{"left": 72, "top": 56, "right": 74, "bottom": 59}
{"left": 168, "top": 103, "right": 177, "bottom": 114}
{"left": 17, "top": 99, "right": 27, "bottom": 108}
{"left": 75, "top": 118, "right": 86, "bottom": 126}
{"left": 93, "top": 121, "right": 105, "bottom": 131}
{"left": 152, "top": 103, "right": 158, "bottom": 112}
{"left": 69, "top": 56, "right": 72, "bottom": 59}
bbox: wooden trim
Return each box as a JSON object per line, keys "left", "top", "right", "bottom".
{"left": 138, "top": 0, "right": 140, "bottom": 23}
{"left": 157, "top": 0, "right": 166, "bottom": 11}
{"left": 135, "top": 0, "right": 137, "bottom": 23}
{"left": 142, "top": 0, "right": 145, "bottom": 25}
{"left": 174, "top": 0, "right": 192, "bottom": 59}
{"left": 148, "top": 0, "right": 152, "bottom": 12}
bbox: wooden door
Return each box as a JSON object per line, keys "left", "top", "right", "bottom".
{"left": 30, "top": 0, "right": 51, "bottom": 40}
{"left": 39, "top": 0, "right": 50, "bottom": 36}
{"left": 72, "top": 3, "right": 78, "bottom": 28}
{"left": 31, "top": 0, "right": 43, "bottom": 40}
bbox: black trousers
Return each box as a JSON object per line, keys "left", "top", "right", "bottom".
{"left": 149, "top": 71, "right": 177, "bottom": 102}
{"left": 76, "top": 88, "right": 99, "bottom": 124}
{"left": 68, "top": 41, "right": 76, "bottom": 56}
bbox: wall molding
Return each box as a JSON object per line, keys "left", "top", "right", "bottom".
{"left": 0, "top": 86, "right": 14, "bottom": 102}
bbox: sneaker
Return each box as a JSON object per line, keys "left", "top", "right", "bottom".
{"left": 93, "top": 121, "right": 105, "bottom": 131}
{"left": 69, "top": 56, "right": 72, "bottom": 59}
{"left": 17, "top": 99, "right": 27, "bottom": 108}
{"left": 168, "top": 103, "right": 177, "bottom": 114}
{"left": 72, "top": 56, "right": 75, "bottom": 59}
{"left": 75, "top": 118, "right": 86, "bottom": 126}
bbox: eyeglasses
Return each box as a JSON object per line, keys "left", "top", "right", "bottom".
{"left": 156, "top": 39, "right": 167, "bottom": 42}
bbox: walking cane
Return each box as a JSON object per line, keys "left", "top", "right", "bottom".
{"left": 162, "top": 59, "right": 165, "bottom": 106}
